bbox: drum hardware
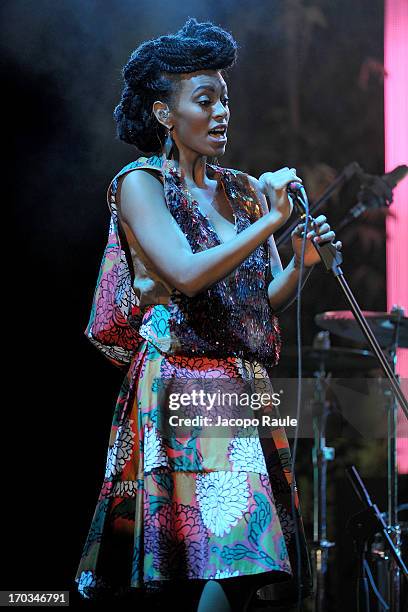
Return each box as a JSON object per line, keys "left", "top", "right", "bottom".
{"left": 345, "top": 466, "right": 408, "bottom": 612}
{"left": 370, "top": 517, "right": 408, "bottom": 611}
{"left": 277, "top": 345, "right": 379, "bottom": 374}
{"left": 314, "top": 310, "right": 408, "bottom": 350}
{"left": 278, "top": 331, "right": 387, "bottom": 610}
{"left": 315, "top": 307, "right": 408, "bottom": 610}
{"left": 306, "top": 330, "right": 379, "bottom": 612}
{"left": 309, "top": 332, "right": 336, "bottom": 612}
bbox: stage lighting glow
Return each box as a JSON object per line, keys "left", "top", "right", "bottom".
{"left": 384, "top": 0, "right": 408, "bottom": 473}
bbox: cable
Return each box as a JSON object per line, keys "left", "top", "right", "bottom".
{"left": 363, "top": 559, "right": 389, "bottom": 611}
{"left": 290, "top": 194, "right": 311, "bottom": 612}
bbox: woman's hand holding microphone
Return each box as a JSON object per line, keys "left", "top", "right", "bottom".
{"left": 258, "top": 167, "right": 300, "bottom": 226}
{"left": 258, "top": 166, "right": 342, "bottom": 268}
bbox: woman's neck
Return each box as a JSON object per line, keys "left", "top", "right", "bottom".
{"left": 171, "top": 148, "right": 211, "bottom": 189}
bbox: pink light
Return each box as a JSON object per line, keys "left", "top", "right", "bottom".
{"left": 384, "top": 0, "right": 408, "bottom": 473}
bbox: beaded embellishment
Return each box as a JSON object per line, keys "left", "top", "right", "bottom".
{"left": 161, "top": 157, "right": 282, "bottom": 368}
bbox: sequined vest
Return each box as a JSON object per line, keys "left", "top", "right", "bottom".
{"left": 85, "top": 154, "right": 282, "bottom": 369}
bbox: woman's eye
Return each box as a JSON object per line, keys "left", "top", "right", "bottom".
{"left": 197, "top": 98, "right": 229, "bottom": 107}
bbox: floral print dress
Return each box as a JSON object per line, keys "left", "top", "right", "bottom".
{"left": 74, "top": 155, "right": 312, "bottom": 600}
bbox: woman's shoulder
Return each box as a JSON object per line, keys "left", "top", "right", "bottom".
{"left": 108, "top": 155, "right": 164, "bottom": 200}
{"left": 113, "top": 154, "right": 164, "bottom": 182}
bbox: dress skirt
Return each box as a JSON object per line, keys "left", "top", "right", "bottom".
{"left": 74, "top": 305, "right": 311, "bottom": 601}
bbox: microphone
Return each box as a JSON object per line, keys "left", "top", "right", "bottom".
{"left": 336, "top": 164, "right": 408, "bottom": 232}
{"left": 286, "top": 181, "right": 304, "bottom": 195}
{"left": 286, "top": 180, "right": 343, "bottom": 271}
{"left": 286, "top": 181, "right": 309, "bottom": 216}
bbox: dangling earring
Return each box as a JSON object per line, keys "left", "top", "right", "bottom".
{"left": 164, "top": 127, "right": 174, "bottom": 160}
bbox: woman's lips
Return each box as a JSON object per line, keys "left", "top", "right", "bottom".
{"left": 208, "top": 132, "right": 227, "bottom": 143}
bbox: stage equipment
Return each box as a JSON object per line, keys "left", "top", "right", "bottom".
{"left": 346, "top": 466, "right": 407, "bottom": 612}
{"left": 277, "top": 163, "right": 408, "bottom": 247}
{"left": 316, "top": 308, "right": 408, "bottom": 611}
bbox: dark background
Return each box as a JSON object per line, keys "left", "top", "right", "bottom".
{"left": 4, "top": 0, "right": 405, "bottom": 609}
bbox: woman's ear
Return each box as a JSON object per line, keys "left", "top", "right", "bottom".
{"left": 153, "top": 101, "right": 173, "bottom": 129}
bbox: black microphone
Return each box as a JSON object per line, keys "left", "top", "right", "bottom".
{"left": 286, "top": 182, "right": 343, "bottom": 271}
{"left": 286, "top": 181, "right": 309, "bottom": 216}
{"left": 286, "top": 181, "right": 304, "bottom": 195}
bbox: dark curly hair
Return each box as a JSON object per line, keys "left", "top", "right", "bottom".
{"left": 113, "top": 17, "right": 238, "bottom": 153}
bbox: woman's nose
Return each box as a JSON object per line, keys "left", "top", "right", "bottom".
{"left": 213, "top": 100, "right": 229, "bottom": 118}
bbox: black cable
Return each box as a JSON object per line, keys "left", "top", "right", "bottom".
{"left": 363, "top": 559, "right": 389, "bottom": 611}
{"left": 290, "top": 198, "right": 311, "bottom": 612}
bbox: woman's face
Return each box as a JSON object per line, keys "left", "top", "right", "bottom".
{"left": 169, "top": 69, "right": 230, "bottom": 157}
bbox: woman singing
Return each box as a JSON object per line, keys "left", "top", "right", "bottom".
{"left": 75, "top": 17, "right": 341, "bottom": 612}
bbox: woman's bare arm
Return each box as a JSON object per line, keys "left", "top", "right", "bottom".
{"left": 118, "top": 169, "right": 290, "bottom": 297}
{"left": 246, "top": 174, "right": 284, "bottom": 279}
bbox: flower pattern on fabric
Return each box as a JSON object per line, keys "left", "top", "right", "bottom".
{"left": 160, "top": 355, "right": 237, "bottom": 379}
{"left": 77, "top": 570, "right": 130, "bottom": 600}
{"left": 228, "top": 435, "right": 268, "bottom": 474}
{"left": 275, "top": 502, "right": 296, "bottom": 545}
{"left": 211, "top": 491, "right": 291, "bottom": 574}
{"left": 75, "top": 341, "right": 312, "bottom": 598}
{"left": 77, "top": 571, "right": 108, "bottom": 599}
{"left": 260, "top": 473, "right": 273, "bottom": 499}
{"left": 211, "top": 569, "right": 240, "bottom": 579}
{"left": 237, "top": 359, "right": 268, "bottom": 379}
{"left": 112, "top": 480, "right": 138, "bottom": 497}
{"left": 85, "top": 213, "right": 141, "bottom": 368}
{"left": 159, "top": 353, "right": 246, "bottom": 421}
{"left": 115, "top": 250, "right": 135, "bottom": 316}
{"left": 144, "top": 424, "right": 169, "bottom": 473}
{"left": 196, "top": 471, "right": 250, "bottom": 537}
{"left": 144, "top": 501, "right": 210, "bottom": 578}
{"left": 104, "top": 419, "right": 135, "bottom": 479}
{"left": 236, "top": 358, "right": 275, "bottom": 396}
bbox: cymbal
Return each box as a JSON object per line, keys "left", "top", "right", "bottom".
{"left": 278, "top": 346, "right": 378, "bottom": 373}
{"left": 315, "top": 310, "right": 408, "bottom": 349}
